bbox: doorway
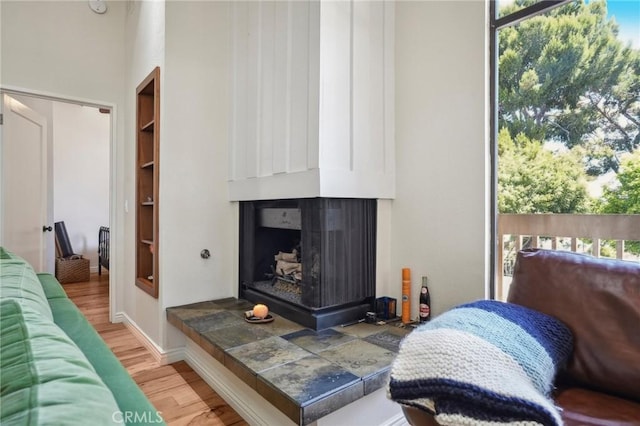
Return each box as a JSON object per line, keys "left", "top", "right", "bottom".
{"left": 1, "top": 89, "right": 114, "bottom": 316}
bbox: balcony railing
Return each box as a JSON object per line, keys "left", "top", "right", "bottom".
{"left": 496, "top": 214, "right": 640, "bottom": 300}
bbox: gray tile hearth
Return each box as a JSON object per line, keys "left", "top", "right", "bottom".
{"left": 281, "top": 328, "right": 357, "bottom": 354}
{"left": 226, "top": 336, "right": 309, "bottom": 373}
{"left": 167, "top": 298, "right": 411, "bottom": 425}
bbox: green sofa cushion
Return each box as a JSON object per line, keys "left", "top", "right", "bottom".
{"left": 36, "top": 273, "right": 68, "bottom": 300}
{"left": 48, "top": 298, "right": 165, "bottom": 426}
{"left": 0, "top": 246, "right": 16, "bottom": 259}
{"left": 0, "top": 299, "right": 121, "bottom": 426}
{"left": 0, "top": 255, "right": 53, "bottom": 321}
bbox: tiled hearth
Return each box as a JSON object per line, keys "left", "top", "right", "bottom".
{"left": 166, "top": 298, "right": 410, "bottom": 425}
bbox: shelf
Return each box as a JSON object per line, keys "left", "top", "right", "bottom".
{"left": 136, "top": 277, "right": 154, "bottom": 288}
{"left": 141, "top": 119, "right": 155, "bottom": 132}
{"left": 136, "top": 66, "right": 160, "bottom": 299}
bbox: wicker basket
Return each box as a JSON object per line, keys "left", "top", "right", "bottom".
{"left": 55, "top": 256, "right": 90, "bottom": 284}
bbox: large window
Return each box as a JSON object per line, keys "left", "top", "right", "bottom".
{"left": 491, "top": 0, "right": 640, "bottom": 299}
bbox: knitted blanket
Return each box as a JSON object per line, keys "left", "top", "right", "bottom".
{"left": 388, "top": 300, "right": 573, "bottom": 426}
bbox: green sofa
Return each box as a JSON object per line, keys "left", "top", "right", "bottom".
{"left": 0, "top": 247, "right": 165, "bottom": 426}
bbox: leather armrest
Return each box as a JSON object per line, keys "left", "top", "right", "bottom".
{"left": 402, "top": 406, "right": 440, "bottom": 426}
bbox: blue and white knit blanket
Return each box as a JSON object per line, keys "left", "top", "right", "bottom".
{"left": 388, "top": 300, "right": 573, "bottom": 426}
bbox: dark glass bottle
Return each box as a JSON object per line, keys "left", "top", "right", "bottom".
{"left": 419, "top": 276, "right": 431, "bottom": 322}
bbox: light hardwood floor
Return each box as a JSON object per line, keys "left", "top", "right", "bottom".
{"left": 62, "top": 272, "right": 248, "bottom": 426}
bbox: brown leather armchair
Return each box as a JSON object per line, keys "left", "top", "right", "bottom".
{"left": 401, "top": 249, "right": 640, "bottom": 425}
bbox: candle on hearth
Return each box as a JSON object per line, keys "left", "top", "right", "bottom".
{"left": 253, "top": 304, "right": 269, "bottom": 319}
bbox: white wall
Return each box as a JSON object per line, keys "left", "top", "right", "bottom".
{"left": 52, "top": 102, "right": 109, "bottom": 270}
{"left": 124, "top": 0, "right": 165, "bottom": 345}
{"left": 1, "top": 0, "right": 126, "bottom": 293}
{"left": 1, "top": 1, "right": 126, "bottom": 103}
{"left": 390, "top": 0, "right": 489, "bottom": 317}
{"left": 161, "top": 1, "right": 234, "bottom": 349}
{"left": 160, "top": 3, "right": 489, "bottom": 422}
{"left": 2, "top": 1, "right": 490, "bottom": 423}
{"left": 2, "top": 0, "right": 490, "bottom": 360}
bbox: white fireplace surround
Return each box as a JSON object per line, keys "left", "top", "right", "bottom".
{"left": 229, "top": 1, "right": 395, "bottom": 201}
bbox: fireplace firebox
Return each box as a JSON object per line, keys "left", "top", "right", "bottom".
{"left": 239, "top": 198, "right": 376, "bottom": 330}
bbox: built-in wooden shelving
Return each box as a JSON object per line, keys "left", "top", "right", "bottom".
{"left": 135, "top": 67, "right": 160, "bottom": 298}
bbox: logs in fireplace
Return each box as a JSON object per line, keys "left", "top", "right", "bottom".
{"left": 239, "top": 198, "right": 377, "bottom": 330}
{"left": 271, "top": 249, "right": 302, "bottom": 285}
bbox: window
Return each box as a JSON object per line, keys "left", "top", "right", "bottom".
{"left": 490, "top": 0, "right": 640, "bottom": 299}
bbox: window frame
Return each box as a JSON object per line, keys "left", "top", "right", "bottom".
{"left": 488, "top": 0, "right": 572, "bottom": 298}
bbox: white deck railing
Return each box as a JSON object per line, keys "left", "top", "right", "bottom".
{"left": 496, "top": 214, "right": 640, "bottom": 300}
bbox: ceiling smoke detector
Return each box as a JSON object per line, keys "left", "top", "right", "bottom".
{"left": 89, "top": 0, "right": 107, "bottom": 14}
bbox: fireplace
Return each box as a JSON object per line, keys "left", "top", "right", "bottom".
{"left": 239, "top": 198, "right": 376, "bottom": 330}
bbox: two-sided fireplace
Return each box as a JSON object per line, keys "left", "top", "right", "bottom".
{"left": 239, "top": 198, "right": 376, "bottom": 330}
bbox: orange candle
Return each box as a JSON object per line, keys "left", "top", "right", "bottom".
{"left": 402, "top": 268, "right": 411, "bottom": 323}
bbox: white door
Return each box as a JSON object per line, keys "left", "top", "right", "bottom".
{"left": 0, "top": 94, "right": 51, "bottom": 272}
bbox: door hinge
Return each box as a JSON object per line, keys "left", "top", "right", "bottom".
{"left": 0, "top": 113, "right": 3, "bottom": 125}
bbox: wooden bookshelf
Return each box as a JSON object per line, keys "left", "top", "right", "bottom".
{"left": 135, "top": 67, "right": 160, "bottom": 298}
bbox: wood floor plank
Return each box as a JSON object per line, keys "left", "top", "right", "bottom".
{"left": 62, "top": 273, "right": 247, "bottom": 426}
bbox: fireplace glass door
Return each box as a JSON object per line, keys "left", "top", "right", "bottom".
{"left": 239, "top": 198, "right": 376, "bottom": 329}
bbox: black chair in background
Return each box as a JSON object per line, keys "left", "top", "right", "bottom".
{"left": 54, "top": 221, "right": 90, "bottom": 284}
{"left": 54, "top": 221, "right": 75, "bottom": 258}
{"left": 98, "top": 226, "right": 109, "bottom": 275}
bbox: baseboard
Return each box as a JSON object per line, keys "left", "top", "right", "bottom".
{"left": 114, "top": 311, "right": 184, "bottom": 365}
{"left": 89, "top": 266, "right": 109, "bottom": 274}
